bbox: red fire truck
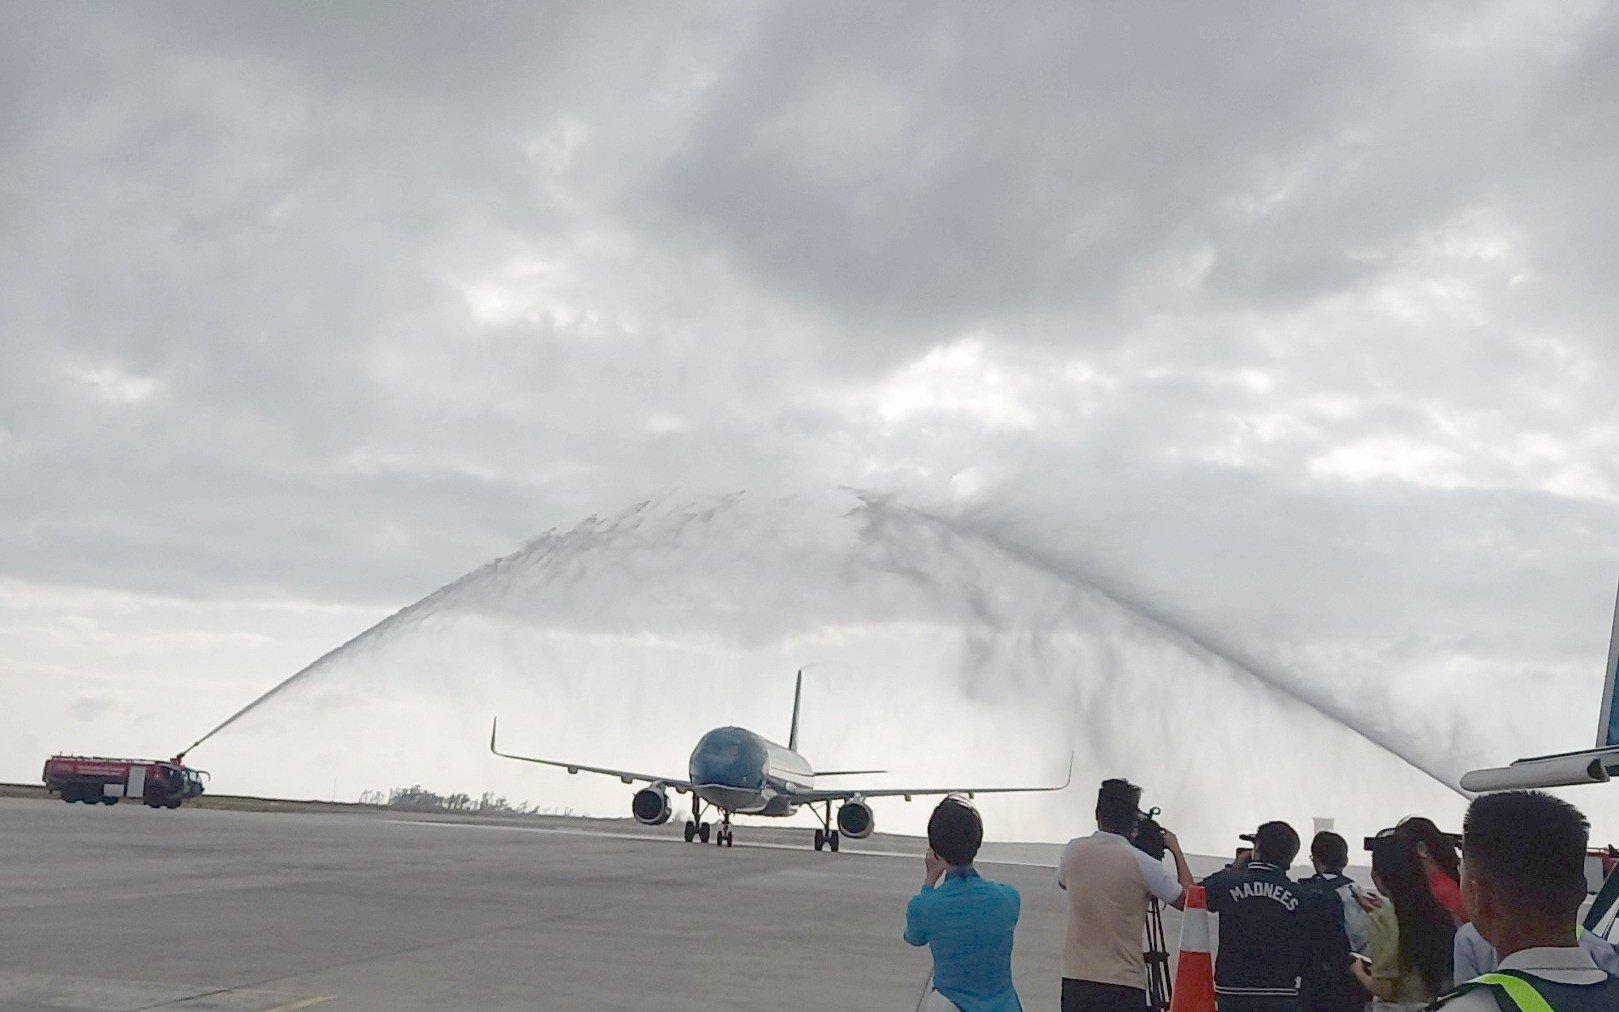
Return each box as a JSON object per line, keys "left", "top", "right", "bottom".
{"left": 43, "top": 755, "right": 208, "bottom": 809}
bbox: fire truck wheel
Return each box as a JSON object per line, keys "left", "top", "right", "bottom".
{"left": 103, "top": 796, "right": 119, "bottom": 805}
{"left": 61, "top": 794, "right": 75, "bottom": 803}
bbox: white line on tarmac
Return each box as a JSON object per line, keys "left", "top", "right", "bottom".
{"left": 379, "top": 819, "right": 1060, "bottom": 868}
{"left": 262, "top": 998, "right": 334, "bottom": 1012}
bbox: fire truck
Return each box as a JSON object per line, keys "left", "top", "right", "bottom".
{"left": 43, "top": 755, "right": 208, "bottom": 809}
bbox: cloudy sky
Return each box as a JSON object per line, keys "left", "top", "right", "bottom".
{"left": 5, "top": 2, "right": 1619, "bottom": 848}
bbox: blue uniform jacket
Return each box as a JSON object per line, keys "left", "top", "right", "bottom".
{"left": 905, "top": 865, "right": 1023, "bottom": 1012}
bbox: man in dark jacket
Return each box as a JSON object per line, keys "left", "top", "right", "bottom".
{"left": 1201, "top": 821, "right": 1334, "bottom": 1012}
{"left": 1297, "top": 831, "right": 1368, "bottom": 1012}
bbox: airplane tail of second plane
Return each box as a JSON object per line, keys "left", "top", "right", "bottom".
{"left": 788, "top": 668, "right": 803, "bottom": 753}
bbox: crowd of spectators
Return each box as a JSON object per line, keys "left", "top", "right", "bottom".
{"left": 904, "top": 783, "right": 1618, "bottom": 1012}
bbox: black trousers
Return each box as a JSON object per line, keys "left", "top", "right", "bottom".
{"left": 1060, "top": 978, "right": 1148, "bottom": 1012}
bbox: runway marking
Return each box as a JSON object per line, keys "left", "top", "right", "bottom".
{"left": 0, "top": 972, "right": 331, "bottom": 1012}
{"left": 378, "top": 818, "right": 1061, "bottom": 868}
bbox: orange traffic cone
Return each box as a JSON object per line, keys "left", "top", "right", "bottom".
{"left": 1169, "top": 885, "right": 1216, "bottom": 1012}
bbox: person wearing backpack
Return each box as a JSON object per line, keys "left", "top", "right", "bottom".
{"left": 1427, "top": 790, "right": 1619, "bottom": 1012}
{"left": 1299, "top": 831, "right": 1369, "bottom": 1012}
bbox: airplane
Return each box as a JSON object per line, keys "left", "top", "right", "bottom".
{"left": 490, "top": 670, "right": 1072, "bottom": 852}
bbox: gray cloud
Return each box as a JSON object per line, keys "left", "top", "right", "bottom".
{"left": 3, "top": 2, "right": 1618, "bottom": 837}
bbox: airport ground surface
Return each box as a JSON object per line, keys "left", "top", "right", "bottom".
{"left": 0, "top": 795, "right": 1186, "bottom": 1011}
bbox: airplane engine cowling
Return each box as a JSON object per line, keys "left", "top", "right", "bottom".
{"left": 631, "top": 787, "right": 673, "bottom": 826}
{"left": 836, "top": 800, "right": 874, "bottom": 839}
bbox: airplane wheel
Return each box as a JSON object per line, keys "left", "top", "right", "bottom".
{"left": 699, "top": 822, "right": 711, "bottom": 844}
{"left": 683, "top": 820, "right": 696, "bottom": 843}
{"left": 814, "top": 828, "right": 825, "bottom": 851}
{"left": 829, "top": 831, "right": 840, "bottom": 853}
{"left": 725, "top": 832, "right": 733, "bottom": 848}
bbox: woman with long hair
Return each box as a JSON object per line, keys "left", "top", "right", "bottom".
{"left": 1350, "top": 835, "right": 1455, "bottom": 1010}
{"left": 1395, "top": 816, "right": 1466, "bottom": 925}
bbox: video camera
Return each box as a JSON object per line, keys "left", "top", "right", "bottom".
{"left": 1130, "top": 805, "right": 1168, "bottom": 861}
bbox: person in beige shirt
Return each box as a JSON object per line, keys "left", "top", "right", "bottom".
{"left": 1058, "top": 779, "right": 1193, "bottom": 1012}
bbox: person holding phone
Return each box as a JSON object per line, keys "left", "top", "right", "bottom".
{"left": 905, "top": 796, "right": 1023, "bottom": 1012}
{"left": 1300, "top": 832, "right": 1370, "bottom": 1012}
{"left": 1350, "top": 834, "right": 1455, "bottom": 1010}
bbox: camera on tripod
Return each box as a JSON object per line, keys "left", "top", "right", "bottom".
{"left": 1130, "top": 805, "right": 1168, "bottom": 861}
{"left": 1127, "top": 803, "right": 1175, "bottom": 1012}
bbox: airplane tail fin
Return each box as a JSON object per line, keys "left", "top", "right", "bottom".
{"left": 1599, "top": 576, "right": 1619, "bottom": 748}
{"left": 788, "top": 668, "right": 803, "bottom": 753}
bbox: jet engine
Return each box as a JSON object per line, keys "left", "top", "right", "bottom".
{"left": 631, "top": 786, "right": 673, "bottom": 826}
{"left": 836, "top": 800, "right": 874, "bottom": 839}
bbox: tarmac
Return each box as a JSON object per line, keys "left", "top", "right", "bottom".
{"left": 0, "top": 795, "right": 1185, "bottom": 1011}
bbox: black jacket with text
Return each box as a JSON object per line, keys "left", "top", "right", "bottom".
{"left": 1202, "top": 861, "right": 1335, "bottom": 1000}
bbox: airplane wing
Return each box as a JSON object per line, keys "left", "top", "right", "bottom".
{"left": 489, "top": 719, "right": 694, "bottom": 791}
{"left": 786, "top": 753, "right": 1073, "bottom": 804}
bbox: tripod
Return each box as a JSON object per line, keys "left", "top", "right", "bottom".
{"left": 1144, "top": 897, "right": 1174, "bottom": 1012}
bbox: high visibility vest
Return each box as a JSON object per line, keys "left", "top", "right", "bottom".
{"left": 1430, "top": 968, "right": 1619, "bottom": 1012}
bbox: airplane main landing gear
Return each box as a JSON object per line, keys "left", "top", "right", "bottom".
{"left": 811, "top": 801, "right": 842, "bottom": 853}
{"left": 686, "top": 800, "right": 713, "bottom": 845}
{"left": 684, "top": 799, "right": 733, "bottom": 848}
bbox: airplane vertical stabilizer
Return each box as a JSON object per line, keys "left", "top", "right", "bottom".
{"left": 1600, "top": 578, "right": 1619, "bottom": 748}
{"left": 788, "top": 669, "right": 803, "bottom": 753}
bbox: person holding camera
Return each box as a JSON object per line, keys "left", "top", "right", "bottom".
{"left": 1349, "top": 833, "right": 1455, "bottom": 1010}
{"left": 1393, "top": 816, "right": 1467, "bottom": 926}
{"left": 1201, "top": 821, "right": 1334, "bottom": 1012}
{"left": 1057, "top": 779, "right": 1193, "bottom": 1012}
{"left": 905, "top": 796, "right": 1024, "bottom": 1012}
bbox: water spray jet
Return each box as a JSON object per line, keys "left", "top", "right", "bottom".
{"left": 183, "top": 489, "right": 1472, "bottom": 844}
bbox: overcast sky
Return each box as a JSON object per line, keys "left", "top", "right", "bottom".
{"left": 4, "top": 2, "right": 1619, "bottom": 848}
